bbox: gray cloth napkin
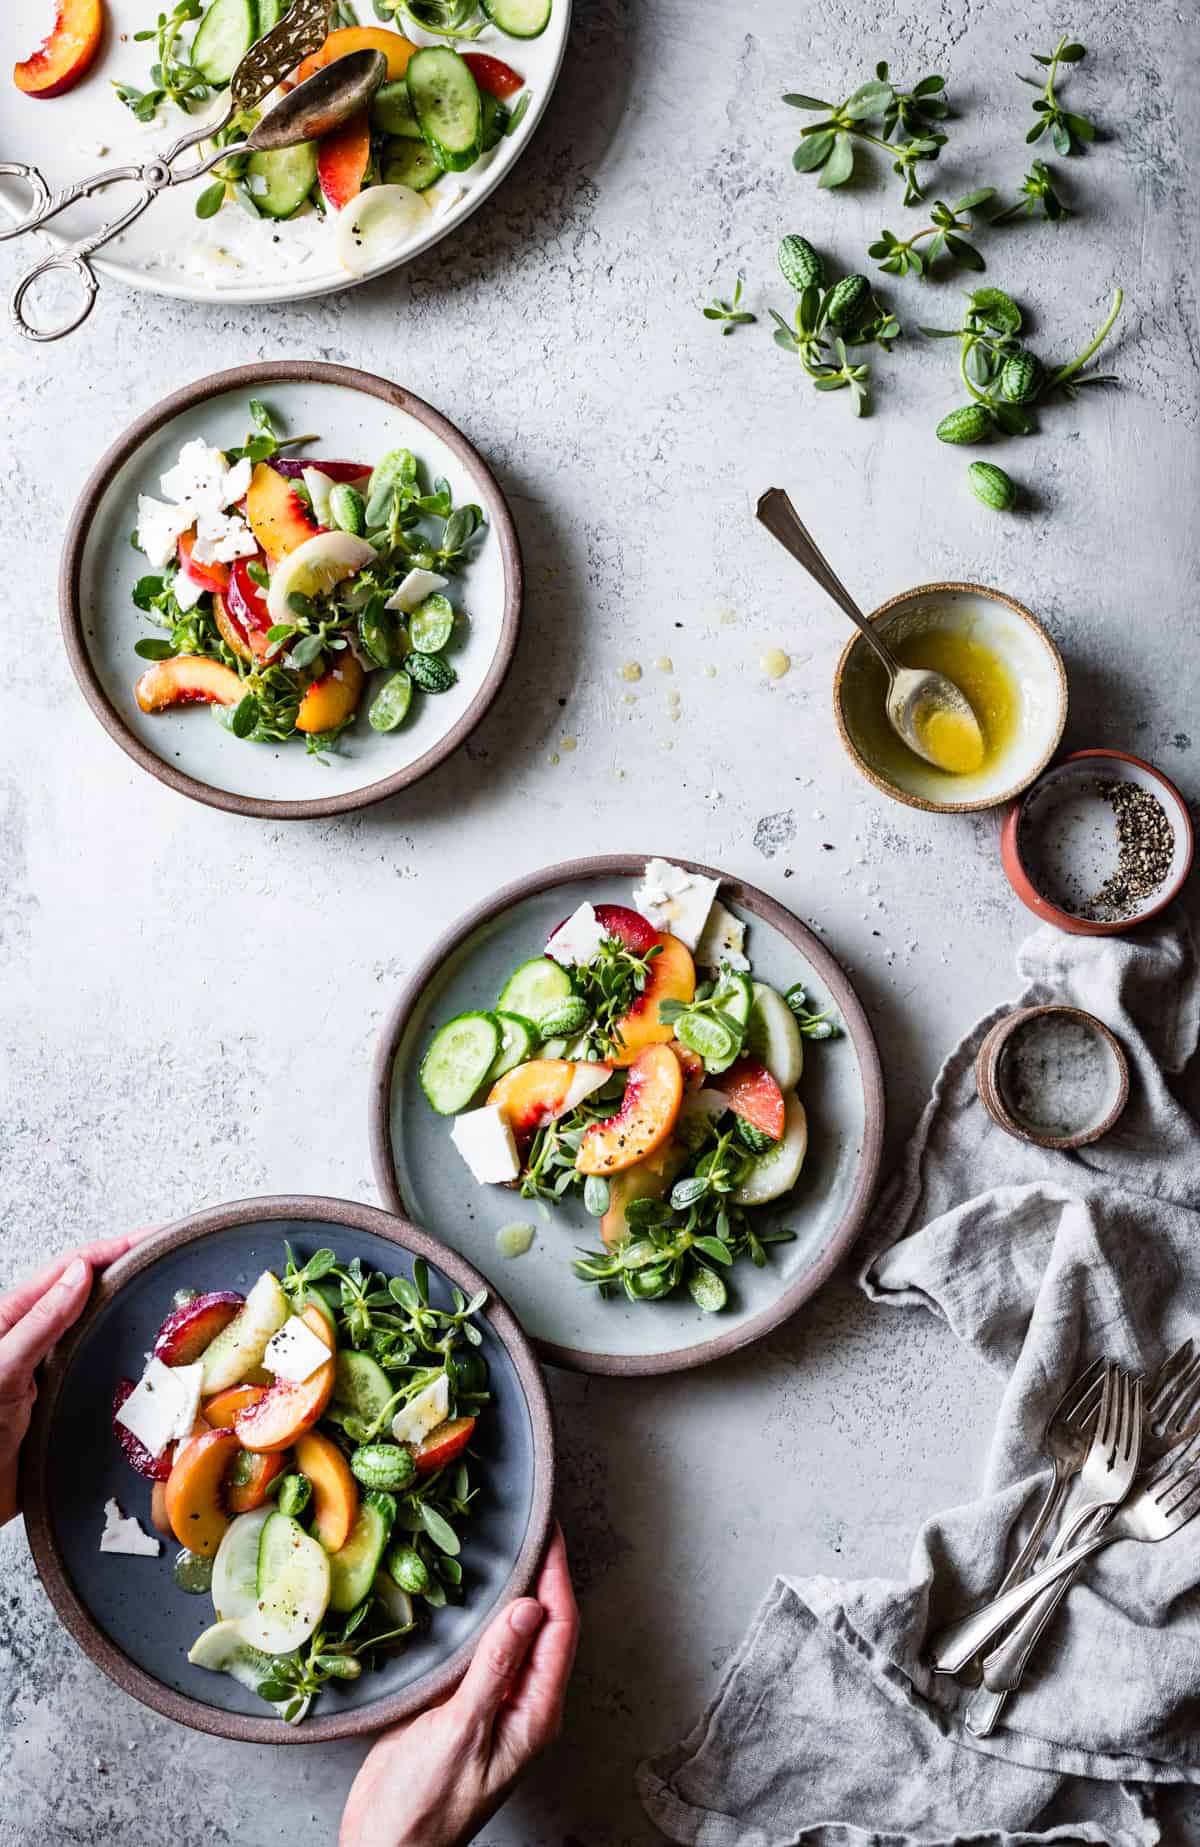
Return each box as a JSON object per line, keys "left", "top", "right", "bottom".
{"left": 638, "top": 914, "right": 1200, "bottom": 1846}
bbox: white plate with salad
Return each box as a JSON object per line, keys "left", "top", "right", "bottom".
{"left": 3, "top": 0, "right": 570, "bottom": 303}
{"left": 371, "top": 855, "right": 885, "bottom": 1374}
{"left": 60, "top": 360, "right": 522, "bottom": 816}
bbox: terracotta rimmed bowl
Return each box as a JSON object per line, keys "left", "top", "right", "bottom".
{"left": 20, "top": 1196, "right": 555, "bottom": 1744}
{"left": 59, "top": 362, "right": 523, "bottom": 820}
{"left": 369, "top": 854, "right": 885, "bottom": 1376}
{"left": 975, "top": 1004, "right": 1130, "bottom": 1150}
{"left": 1000, "top": 748, "right": 1195, "bottom": 935}
{"left": 833, "top": 583, "right": 1067, "bottom": 814}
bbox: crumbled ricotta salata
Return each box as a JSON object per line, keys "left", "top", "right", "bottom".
{"left": 137, "top": 439, "right": 257, "bottom": 573}
{"left": 99, "top": 1497, "right": 161, "bottom": 1557}
{"left": 633, "top": 860, "right": 720, "bottom": 952}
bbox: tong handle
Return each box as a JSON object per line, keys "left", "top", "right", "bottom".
{"left": 9, "top": 181, "right": 159, "bottom": 341}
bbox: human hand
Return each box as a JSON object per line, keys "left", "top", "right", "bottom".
{"left": 340, "top": 1523, "right": 579, "bottom": 1847}
{"left": 0, "top": 1229, "right": 158, "bottom": 1526}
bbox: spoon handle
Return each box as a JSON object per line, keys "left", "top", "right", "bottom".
{"left": 755, "top": 488, "right": 897, "bottom": 678}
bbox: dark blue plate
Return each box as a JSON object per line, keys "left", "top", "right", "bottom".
{"left": 22, "top": 1196, "right": 555, "bottom": 1743}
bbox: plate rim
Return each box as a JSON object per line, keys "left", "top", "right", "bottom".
{"left": 20, "top": 1192, "right": 556, "bottom": 1745}
{"left": 1, "top": 0, "right": 573, "bottom": 307}
{"left": 368, "top": 853, "right": 886, "bottom": 1376}
{"left": 58, "top": 360, "right": 524, "bottom": 819}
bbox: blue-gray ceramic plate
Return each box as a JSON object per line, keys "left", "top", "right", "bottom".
{"left": 21, "top": 1196, "right": 554, "bottom": 1742}
{"left": 370, "top": 855, "right": 885, "bottom": 1375}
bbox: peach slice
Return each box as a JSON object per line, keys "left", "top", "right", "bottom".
{"left": 294, "top": 1428, "right": 359, "bottom": 1551}
{"left": 177, "top": 528, "right": 230, "bottom": 596}
{"left": 135, "top": 655, "right": 243, "bottom": 714}
{"left": 153, "top": 1291, "right": 244, "bottom": 1367}
{"left": 487, "top": 1059, "right": 612, "bottom": 1150}
{"left": 297, "top": 25, "right": 416, "bottom": 83}
{"left": 608, "top": 932, "right": 696, "bottom": 1067}
{"left": 246, "top": 459, "right": 319, "bottom": 562}
{"left": 599, "top": 1141, "right": 688, "bottom": 1248}
{"left": 318, "top": 109, "right": 371, "bottom": 210}
{"left": 576, "top": 1043, "right": 684, "bottom": 1176}
{"left": 165, "top": 1427, "right": 241, "bottom": 1556}
{"left": 225, "top": 1446, "right": 287, "bottom": 1515}
{"left": 204, "top": 1383, "right": 266, "bottom": 1429}
{"left": 150, "top": 1480, "right": 171, "bottom": 1537}
{"left": 295, "top": 652, "right": 364, "bottom": 734}
{"left": 213, "top": 590, "right": 252, "bottom": 663}
{"left": 415, "top": 1416, "right": 476, "bottom": 1476}
{"left": 15, "top": 0, "right": 104, "bottom": 98}
{"left": 233, "top": 1308, "right": 335, "bottom": 1454}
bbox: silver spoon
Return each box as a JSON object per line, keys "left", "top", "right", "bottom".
{"left": 756, "top": 488, "right": 985, "bottom": 774}
{"left": 4, "top": 13, "right": 385, "bottom": 341}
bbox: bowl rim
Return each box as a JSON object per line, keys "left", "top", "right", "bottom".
{"left": 831, "top": 580, "right": 1068, "bottom": 815}
{"left": 999, "top": 747, "right": 1196, "bottom": 935}
{"left": 367, "top": 852, "right": 886, "bottom": 1376}
{"left": 58, "top": 361, "right": 524, "bottom": 821}
{"left": 19, "top": 1193, "right": 556, "bottom": 1745}
{"left": 974, "top": 1002, "right": 1131, "bottom": 1149}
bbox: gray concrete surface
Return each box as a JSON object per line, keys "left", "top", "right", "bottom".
{"left": 2, "top": 0, "right": 1198, "bottom": 1840}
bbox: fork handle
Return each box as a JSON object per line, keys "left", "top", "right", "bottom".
{"left": 931, "top": 1530, "right": 1112, "bottom": 1675}
{"left": 997, "top": 1468, "right": 1070, "bottom": 1592}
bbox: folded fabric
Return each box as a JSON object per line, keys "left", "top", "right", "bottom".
{"left": 639, "top": 913, "right": 1200, "bottom": 1845}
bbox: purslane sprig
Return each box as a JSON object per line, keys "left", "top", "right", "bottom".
{"left": 869, "top": 189, "right": 995, "bottom": 280}
{"left": 114, "top": 0, "right": 208, "bottom": 121}
{"left": 1017, "top": 35, "right": 1095, "bottom": 156}
{"left": 770, "top": 243, "right": 901, "bottom": 417}
{"left": 702, "top": 273, "right": 757, "bottom": 336}
{"left": 991, "top": 160, "right": 1071, "bottom": 224}
{"left": 784, "top": 63, "right": 950, "bottom": 204}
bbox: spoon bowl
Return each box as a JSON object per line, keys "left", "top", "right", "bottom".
{"left": 249, "top": 49, "right": 389, "bottom": 149}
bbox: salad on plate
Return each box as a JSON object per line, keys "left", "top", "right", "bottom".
{"left": 419, "top": 860, "right": 839, "bottom": 1313}
{"left": 129, "top": 399, "right": 483, "bottom": 756}
{"left": 106, "top": 1243, "right": 491, "bottom": 1724}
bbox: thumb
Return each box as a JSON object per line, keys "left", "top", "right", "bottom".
{"left": 451, "top": 1598, "right": 545, "bottom": 1730}
{"left": 0, "top": 1257, "right": 92, "bottom": 1380}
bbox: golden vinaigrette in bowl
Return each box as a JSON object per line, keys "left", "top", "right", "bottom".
{"left": 834, "top": 584, "right": 1066, "bottom": 813}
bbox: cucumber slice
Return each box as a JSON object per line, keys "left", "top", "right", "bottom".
{"left": 420, "top": 1010, "right": 502, "bottom": 1115}
{"left": 744, "top": 981, "right": 804, "bottom": 1089}
{"left": 329, "top": 1492, "right": 397, "bottom": 1612}
{"left": 335, "top": 1349, "right": 395, "bottom": 1426}
{"left": 538, "top": 1036, "right": 567, "bottom": 1059}
{"left": 187, "top": 1619, "right": 304, "bottom": 1718}
{"left": 192, "top": 0, "right": 256, "bottom": 84}
{"left": 247, "top": 1512, "right": 331, "bottom": 1656}
{"left": 212, "top": 1506, "right": 274, "bottom": 1622}
{"left": 374, "top": 1571, "right": 415, "bottom": 1633}
{"left": 244, "top": 141, "right": 318, "bottom": 219}
{"left": 480, "top": 0, "right": 551, "bottom": 37}
{"left": 732, "top": 1096, "right": 808, "bottom": 1206}
{"left": 254, "top": 0, "right": 284, "bottom": 33}
{"left": 487, "top": 1010, "right": 538, "bottom": 1081}
{"left": 405, "top": 48, "right": 482, "bottom": 173}
{"left": 383, "top": 140, "right": 444, "bottom": 193}
{"left": 373, "top": 80, "right": 423, "bottom": 138}
{"left": 199, "top": 1270, "right": 289, "bottom": 1394}
{"left": 480, "top": 90, "right": 509, "bottom": 152}
{"left": 497, "top": 955, "right": 572, "bottom": 1023}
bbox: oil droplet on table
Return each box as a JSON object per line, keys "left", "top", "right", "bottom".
{"left": 719, "top": 611, "right": 736, "bottom": 626}
{"left": 561, "top": 736, "right": 577, "bottom": 752}
{"left": 655, "top": 656, "right": 674, "bottom": 673}
{"left": 762, "top": 648, "right": 791, "bottom": 680}
{"left": 619, "top": 661, "right": 642, "bottom": 682}
{"left": 496, "top": 1223, "right": 535, "bottom": 1259}
{"left": 174, "top": 1549, "right": 214, "bottom": 1595}
{"left": 622, "top": 692, "right": 637, "bottom": 705}
{"left": 548, "top": 752, "right": 560, "bottom": 765}
{"left": 704, "top": 665, "right": 717, "bottom": 678}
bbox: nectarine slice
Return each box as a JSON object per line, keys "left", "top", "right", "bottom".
{"left": 576, "top": 1043, "right": 684, "bottom": 1176}
{"left": 15, "top": 0, "right": 104, "bottom": 98}
{"left": 204, "top": 1384, "right": 266, "bottom": 1429}
{"left": 318, "top": 109, "right": 372, "bottom": 210}
{"left": 246, "top": 459, "right": 319, "bottom": 562}
{"left": 415, "top": 1416, "right": 475, "bottom": 1476}
{"left": 599, "top": 1141, "right": 687, "bottom": 1248}
{"left": 294, "top": 1428, "right": 359, "bottom": 1551}
{"left": 233, "top": 1308, "right": 335, "bottom": 1453}
{"left": 165, "top": 1428, "right": 241, "bottom": 1556}
{"left": 721, "top": 1057, "right": 785, "bottom": 1141}
{"left": 150, "top": 1480, "right": 171, "bottom": 1537}
{"left": 177, "top": 529, "right": 230, "bottom": 595}
{"left": 487, "top": 1059, "right": 611, "bottom": 1149}
{"left": 297, "top": 25, "right": 416, "bottom": 83}
{"left": 226, "top": 1445, "right": 287, "bottom": 1515}
{"left": 135, "top": 655, "right": 243, "bottom": 714}
{"left": 154, "top": 1291, "right": 244, "bottom": 1366}
{"left": 295, "top": 651, "right": 364, "bottom": 734}
{"left": 608, "top": 932, "right": 696, "bottom": 1067}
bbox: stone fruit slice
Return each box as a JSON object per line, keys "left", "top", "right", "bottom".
{"left": 246, "top": 460, "right": 320, "bottom": 562}
{"left": 293, "top": 1428, "right": 359, "bottom": 1551}
{"left": 297, "top": 24, "right": 416, "bottom": 82}
{"left": 576, "top": 1043, "right": 684, "bottom": 1176}
{"left": 134, "top": 656, "right": 243, "bottom": 713}
{"left": 487, "top": 1058, "right": 611, "bottom": 1149}
{"left": 164, "top": 1427, "right": 241, "bottom": 1554}
{"left": 720, "top": 1057, "right": 786, "bottom": 1141}
{"left": 414, "top": 1415, "right": 475, "bottom": 1475}
{"left": 14, "top": 0, "right": 104, "bottom": 97}
{"left": 233, "top": 1307, "right": 335, "bottom": 1453}
{"left": 153, "top": 1291, "right": 244, "bottom": 1367}
{"left": 295, "top": 652, "right": 364, "bottom": 734}
{"left": 608, "top": 932, "right": 695, "bottom": 1067}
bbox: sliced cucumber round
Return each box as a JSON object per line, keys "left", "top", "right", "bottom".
{"left": 212, "top": 1506, "right": 274, "bottom": 1622}
{"left": 244, "top": 141, "right": 318, "bottom": 220}
{"left": 406, "top": 47, "right": 482, "bottom": 173}
{"left": 732, "top": 1096, "right": 808, "bottom": 1206}
{"left": 374, "top": 1570, "right": 415, "bottom": 1634}
{"left": 192, "top": 0, "right": 256, "bottom": 84}
{"left": 488, "top": 1010, "right": 538, "bottom": 1081}
{"left": 335, "top": 1349, "right": 395, "bottom": 1426}
{"left": 497, "top": 955, "right": 572, "bottom": 1022}
{"left": 373, "top": 80, "right": 423, "bottom": 138}
{"left": 383, "top": 140, "right": 445, "bottom": 193}
{"left": 481, "top": 0, "right": 551, "bottom": 37}
{"left": 329, "top": 1492, "right": 397, "bottom": 1612}
{"left": 245, "top": 1512, "right": 331, "bottom": 1657}
{"left": 421, "top": 1010, "right": 502, "bottom": 1115}
{"left": 743, "top": 981, "right": 804, "bottom": 1089}
{"left": 254, "top": 0, "right": 285, "bottom": 33}
{"left": 703, "top": 968, "right": 755, "bottom": 1075}
{"left": 187, "top": 1618, "right": 302, "bottom": 1717}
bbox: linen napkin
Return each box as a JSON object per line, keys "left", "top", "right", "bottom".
{"left": 638, "top": 912, "right": 1200, "bottom": 1846}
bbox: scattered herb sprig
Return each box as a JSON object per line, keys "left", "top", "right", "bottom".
{"left": 1018, "top": 36, "right": 1095, "bottom": 156}
{"left": 869, "top": 189, "right": 995, "bottom": 280}
{"left": 114, "top": 0, "right": 208, "bottom": 121}
{"left": 770, "top": 242, "right": 900, "bottom": 417}
{"left": 785, "top": 62, "right": 950, "bottom": 205}
{"left": 702, "top": 273, "right": 756, "bottom": 335}
{"left": 992, "top": 160, "right": 1071, "bottom": 224}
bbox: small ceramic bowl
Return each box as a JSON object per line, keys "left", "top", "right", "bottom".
{"left": 833, "top": 583, "right": 1067, "bottom": 814}
{"left": 1001, "top": 749, "right": 1194, "bottom": 935}
{"left": 975, "top": 1004, "right": 1130, "bottom": 1149}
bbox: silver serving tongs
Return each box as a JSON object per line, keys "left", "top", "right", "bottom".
{"left": 1, "top": 0, "right": 380, "bottom": 342}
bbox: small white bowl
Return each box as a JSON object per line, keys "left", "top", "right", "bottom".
{"left": 833, "top": 583, "right": 1068, "bottom": 814}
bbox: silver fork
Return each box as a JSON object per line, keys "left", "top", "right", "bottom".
{"left": 968, "top": 1346, "right": 1198, "bottom": 1733}
{"left": 933, "top": 1363, "right": 1143, "bottom": 1674}
{"left": 995, "top": 1355, "right": 1106, "bottom": 1595}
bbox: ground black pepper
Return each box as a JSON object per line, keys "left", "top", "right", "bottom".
{"left": 1083, "top": 780, "right": 1175, "bottom": 920}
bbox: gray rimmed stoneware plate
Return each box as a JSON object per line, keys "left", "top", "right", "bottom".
{"left": 1, "top": 4, "right": 571, "bottom": 306}
{"left": 369, "top": 855, "right": 885, "bottom": 1375}
{"left": 59, "top": 362, "right": 522, "bottom": 819}
{"left": 20, "top": 1196, "right": 555, "bottom": 1744}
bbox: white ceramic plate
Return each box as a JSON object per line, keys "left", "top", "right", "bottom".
{"left": 1, "top": 1, "right": 570, "bottom": 305}
{"left": 370, "top": 855, "right": 886, "bottom": 1375}
{"left": 60, "top": 362, "right": 522, "bottom": 817}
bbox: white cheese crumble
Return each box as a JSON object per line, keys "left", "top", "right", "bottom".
{"left": 451, "top": 1104, "right": 521, "bottom": 1184}
{"left": 385, "top": 568, "right": 449, "bottom": 614}
{"left": 100, "top": 1498, "right": 161, "bottom": 1557}
{"left": 262, "top": 1315, "right": 332, "bottom": 1384}
{"left": 633, "top": 859, "right": 719, "bottom": 952}
{"left": 391, "top": 1375, "right": 450, "bottom": 1447}
{"left": 695, "top": 900, "right": 749, "bottom": 972}
{"left": 137, "top": 439, "right": 256, "bottom": 573}
{"left": 115, "top": 1355, "right": 196, "bottom": 1457}
{"left": 545, "top": 902, "right": 607, "bottom": 967}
